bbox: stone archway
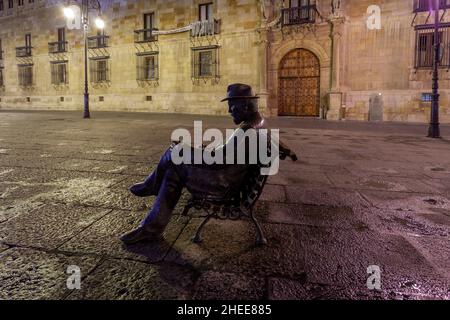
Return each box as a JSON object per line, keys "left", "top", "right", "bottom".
{"left": 278, "top": 48, "right": 320, "bottom": 116}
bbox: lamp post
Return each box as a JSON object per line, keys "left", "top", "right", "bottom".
{"left": 428, "top": 0, "right": 441, "bottom": 138}
{"left": 64, "top": 0, "right": 105, "bottom": 119}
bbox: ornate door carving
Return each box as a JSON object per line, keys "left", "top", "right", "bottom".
{"left": 278, "top": 49, "right": 320, "bottom": 116}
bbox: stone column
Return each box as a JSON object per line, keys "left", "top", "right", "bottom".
{"left": 327, "top": 16, "right": 345, "bottom": 121}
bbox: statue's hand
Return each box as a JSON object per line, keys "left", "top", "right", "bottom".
{"left": 289, "top": 153, "right": 298, "bottom": 162}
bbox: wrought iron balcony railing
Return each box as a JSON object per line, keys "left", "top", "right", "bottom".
{"left": 281, "top": 5, "right": 317, "bottom": 26}
{"left": 134, "top": 28, "right": 158, "bottom": 43}
{"left": 15, "top": 46, "right": 32, "bottom": 58}
{"left": 87, "top": 35, "right": 109, "bottom": 49}
{"left": 48, "top": 41, "right": 68, "bottom": 54}
{"left": 413, "top": 0, "right": 450, "bottom": 12}
{"left": 190, "top": 19, "right": 220, "bottom": 37}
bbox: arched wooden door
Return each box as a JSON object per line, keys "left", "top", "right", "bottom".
{"left": 278, "top": 49, "right": 320, "bottom": 116}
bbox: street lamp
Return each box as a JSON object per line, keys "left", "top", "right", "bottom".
{"left": 428, "top": 0, "right": 441, "bottom": 138}
{"left": 63, "top": 0, "right": 105, "bottom": 119}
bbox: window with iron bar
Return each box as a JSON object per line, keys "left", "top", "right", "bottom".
{"left": 415, "top": 24, "right": 450, "bottom": 68}
{"left": 282, "top": 0, "right": 316, "bottom": 26}
{"left": 89, "top": 58, "right": 110, "bottom": 83}
{"left": 8, "top": 0, "right": 13, "bottom": 9}
{"left": 18, "top": 0, "right": 23, "bottom": 6}
{"left": 192, "top": 47, "right": 219, "bottom": 79}
{"left": 0, "top": 1, "right": 4, "bottom": 11}
{"left": 51, "top": 61, "right": 68, "bottom": 85}
{"left": 199, "top": 2, "right": 213, "bottom": 21}
{"left": 18, "top": 64, "right": 33, "bottom": 87}
{"left": 143, "top": 12, "right": 155, "bottom": 41}
{"left": 414, "top": 0, "right": 450, "bottom": 12}
{"left": 136, "top": 53, "right": 158, "bottom": 81}
{"left": 0, "top": 67, "right": 4, "bottom": 87}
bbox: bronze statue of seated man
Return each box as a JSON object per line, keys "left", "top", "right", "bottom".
{"left": 120, "top": 83, "right": 297, "bottom": 245}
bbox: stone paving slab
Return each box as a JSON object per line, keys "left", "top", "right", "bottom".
{"left": 0, "top": 248, "right": 101, "bottom": 300}
{"left": 0, "top": 243, "right": 8, "bottom": 253}
{"left": 0, "top": 204, "right": 111, "bottom": 250}
{"left": 192, "top": 271, "right": 265, "bottom": 300}
{"left": 67, "top": 258, "right": 194, "bottom": 300}
{"left": 359, "top": 190, "right": 450, "bottom": 214}
{"left": 327, "top": 173, "right": 441, "bottom": 194}
{"left": 293, "top": 226, "right": 449, "bottom": 298}
{"left": 59, "top": 210, "right": 189, "bottom": 263}
{"left": 285, "top": 186, "right": 370, "bottom": 208}
{"left": 267, "top": 278, "right": 384, "bottom": 300}
{"left": 166, "top": 219, "right": 306, "bottom": 279}
{"left": 268, "top": 169, "right": 333, "bottom": 188}
{"left": 264, "top": 202, "right": 365, "bottom": 230}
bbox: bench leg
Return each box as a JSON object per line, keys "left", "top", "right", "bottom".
{"left": 193, "top": 215, "right": 212, "bottom": 244}
{"left": 250, "top": 210, "right": 267, "bottom": 246}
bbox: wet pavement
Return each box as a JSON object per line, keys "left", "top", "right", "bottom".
{"left": 0, "top": 110, "right": 449, "bottom": 300}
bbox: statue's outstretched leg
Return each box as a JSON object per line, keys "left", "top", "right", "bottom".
{"left": 129, "top": 147, "right": 173, "bottom": 197}
{"left": 121, "top": 165, "right": 184, "bottom": 245}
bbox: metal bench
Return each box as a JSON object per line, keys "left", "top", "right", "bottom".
{"left": 181, "top": 164, "right": 269, "bottom": 246}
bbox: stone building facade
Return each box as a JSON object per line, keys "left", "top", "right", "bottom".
{"left": 0, "top": 0, "right": 449, "bottom": 123}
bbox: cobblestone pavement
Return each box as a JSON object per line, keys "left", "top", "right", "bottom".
{"left": 0, "top": 110, "right": 449, "bottom": 300}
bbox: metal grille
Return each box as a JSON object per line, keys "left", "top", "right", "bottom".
{"left": 16, "top": 46, "right": 32, "bottom": 58}
{"left": 48, "top": 41, "right": 68, "bottom": 54}
{"left": 191, "top": 19, "right": 220, "bottom": 37}
{"left": 415, "top": 23, "right": 450, "bottom": 68}
{"left": 18, "top": 64, "right": 33, "bottom": 87}
{"left": 278, "top": 49, "right": 320, "bottom": 116}
{"left": 281, "top": 1, "right": 316, "bottom": 27}
{"left": 192, "top": 46, "right": 219, "bottom": 78}
{"left": 51, "top": 61, "right": 68, "bottom": 85}
{"left": 136, "top": 53, "right": 158, "bottom": 81}
{"left": 414, "top": 0, "right": 450, "bottom": 12}
{"left": 87, "top": 35, "right": 109, "bottom": 49}
{"left": 89, "top": 58, "right": 110, "bottom": 83}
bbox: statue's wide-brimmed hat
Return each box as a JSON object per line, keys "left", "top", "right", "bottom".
{"left": 221, "top": 83, "right": 260, "bottom": 102}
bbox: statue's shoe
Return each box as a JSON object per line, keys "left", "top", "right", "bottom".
{"left": 120, "top": 227, "right": 163, "bottom": 245}
{"left": 129, "top": 182, "right": 154, "bottom": 197}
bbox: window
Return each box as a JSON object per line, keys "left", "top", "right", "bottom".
{"left": 414, "top": 27, "right": 449, "bottom": 68}
{"left": 25, "top": 33, "right": 31, "bottom": 47}
{"left": 8, "top": 0, "right": 13, "bottom": 9}
{"left": 96, "top": 30, "right": 107, "bottom": 48}
{"left": 414, "top": 0, "right": 450, "bottom": 12}
{"left": 199, "top": 2, "right": 212, "bottom": 21}
{"left": 18, "top": 0, "right": 23, "bottom": 6}
{"left": 29, "top": 0, "right": 34, "bottom": 3}
{"left": 199, "top": 51, "right": 212, "bottom": 76}
{"left": 51, "top": 61, "right": 68, "bottom": 85}
{"left": 57, "top": 27, "right": 66, "bottom": 52}
{"left": 18, "top": 64, "right": 33, "bottom": 87}
{"left": 0, "top": 1, "right": 4, "bottom": 11}
{"left": 143, "top": 12, "right": 155, "bottom": 41}
{"left": 0, "top": 39, "right": 3, "bottom": 60}
{"left": 136, "top": 53, "right": 158, "bottom": 81}
{"left": 89, "top": 58, "right": 110, "bottom": 83}
{"left": 0, "top": 67, "right": 4, "bottom": 87}
{"left": 192, "top": 47, "right": 219, "bottom": 78}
